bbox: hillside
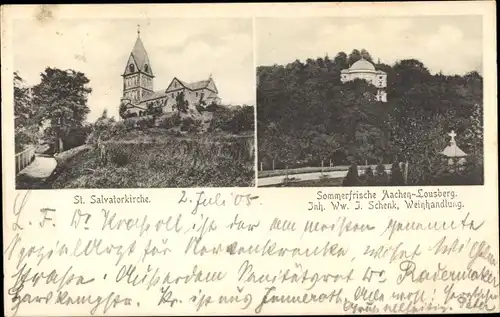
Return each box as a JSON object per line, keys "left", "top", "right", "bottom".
{"left": 48, "top": 106, "right": 255, "bottom": 188}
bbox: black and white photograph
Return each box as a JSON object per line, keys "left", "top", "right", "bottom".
{"left": 256, "top": 16, "right": 484, "bottom": 187}
{"left": 14, "top": 18, "right": 256, "bottom": 189}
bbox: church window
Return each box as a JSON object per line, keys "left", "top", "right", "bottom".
{"left": 144, "top": 64, "right": 149, "bottom": 72}
{"left": 129, "top": 64, "right": 135, "bottom": 72}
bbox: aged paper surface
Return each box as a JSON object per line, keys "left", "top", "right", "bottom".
{"left": 2, "top": 2, "right": 499, "bottom": 316}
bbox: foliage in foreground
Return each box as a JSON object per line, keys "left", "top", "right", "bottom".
{"left": 49, "top": 136, "right": 255, "bottom": 189}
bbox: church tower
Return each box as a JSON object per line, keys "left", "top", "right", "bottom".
{"left": 122, "top": 26, "right": 154, "bottom": 104}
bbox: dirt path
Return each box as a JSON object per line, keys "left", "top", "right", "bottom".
{"left": 16, "top": 154, "right": 57, "bottom": 189}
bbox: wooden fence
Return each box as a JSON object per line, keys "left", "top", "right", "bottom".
{"left": 15, "top": 146, "right": 36, "bottom": 174}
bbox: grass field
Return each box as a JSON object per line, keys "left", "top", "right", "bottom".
{"left": 48, "top": 134, "right": 254, "bottom": 188}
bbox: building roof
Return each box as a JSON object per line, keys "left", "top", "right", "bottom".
{"left": 123, "top": 34, "right": 154, "bottom": 76}
{"left": 186, "top": 79, "right": 211, "bottom": 90}
{"left": 441, "top": 138, "right": 467, "bottom": 157}
{"left": 138, "top": 78, "right": 219, "bottom": 104}
{"left": 442, "top": 144, "right": 467, "bottom": 157}
{"left": 176, "top": 78, "right": 213, "bottom": 91}
{"left": 140, "top": 90, "right": 168, "bottom": 102}
{"left": 349, "top": 57, "right": 376, "bottom": 71}
{"left": 166, "top": 77, "right": 218, "bottom": 93}
{"left": 441, "top": 131, "right": 467, "bottom": 157}
{"left": 205, "top": 91, "right": 219, "bottom": 99}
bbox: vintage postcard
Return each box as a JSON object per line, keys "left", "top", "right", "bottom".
{"left": 11, "top": 16, "right": 255, "bottom": 189}
{"left": 2, "top": 2, "right": 499, "bottom": 317}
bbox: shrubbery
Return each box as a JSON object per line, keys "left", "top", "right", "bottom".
{"left": 180, "top": 117, "right": 202, "bottom": 133}
{"left": 109, "top": 147, "right": 129, "bottom": 167}
{"left": 342, "top": 163, "right": 359, "bottom": 186}
{"left": 208, "top": 105, "right": 254, "bottom": 134}
{"left": 344, "top": 158, "right": 483, "bottom": 186}
{"left": 158, "top": 112, "right": 181, "bottom": 129}
{"left": 15, "top": 126, "right": 40, "bottom": 153}
{"left": 389, "top": 162, "right": 405, "bottom": 186}
{"left": 87, "top": 117, "right": 127, "bottom": 145}
{"left": 135, "top": 116, "right": 155, "bottom": 130}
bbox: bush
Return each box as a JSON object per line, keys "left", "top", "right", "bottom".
{"left": 209, "top": 105, "right": 254, "bottom": 134}
{"left": 342, "top": 163, "right": 359, "bottom": 186}
{"left": 109, "top": 148, "right": 129, "bottom": 167}
{"left": 180, "top": 116, "right": 202, "bottom": 133}
{"left": 134, "top": 116, "right": 155, "bottom": 130}
{"left": 374, "top": 163, "right": 388, "bottom": 185}
{"left": 361, "top": 166, "right": 375, "bottom": 185}
{"left": 123, "top": 118, "right": 136, "bottom": 130}
{"left": 158, "top": 112, "right": 181, "bottom": 129}
{"left": 87, "top": 117, "right": 130, "bottom": 146}
{"left": 429, "top": 156, "right": 483, "bottom": 185}
{"left": 15, "top": 126, "right": 40, "bottom": 153}
{"left": 389, "top": 161, "right": 405, "bottom": 185}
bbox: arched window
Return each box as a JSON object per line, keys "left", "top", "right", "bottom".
{"left": 129, "top": 64, "right": 135, "bottom": 72}
{"left": 144, "top": 64, "right": 149, "bottom": 72}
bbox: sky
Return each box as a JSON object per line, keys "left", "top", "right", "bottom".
{"left": 257, "top": 16, "right": 483, "bottom": 75}
{"left": 13, "top": 18, "right": 254, "bottom": 122}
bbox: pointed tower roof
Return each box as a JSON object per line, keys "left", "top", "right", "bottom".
{"left": 123, "top": 28, "right": 154, "bottom": 77}
{"left": 442, "top": 130, "right": 467, "bottom": 157}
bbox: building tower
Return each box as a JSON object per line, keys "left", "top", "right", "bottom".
{"left": 340, "top": 57, "right": 387, "bottom": 102}
{"left": 122, "top": 26, "right": 154, "bottom": 104}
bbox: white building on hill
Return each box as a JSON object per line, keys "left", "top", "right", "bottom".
{"left": 341, "top": 57, "right": 387, "bottom": 102}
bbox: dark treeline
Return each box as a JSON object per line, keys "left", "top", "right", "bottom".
{"left": 257, "top": 49, "right": 483, "bottom": 185}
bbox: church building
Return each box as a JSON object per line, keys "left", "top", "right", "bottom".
{"left": 341, "top": 57, "right": 387, "bottom": 102}
{"left": 120, "top": 29, "right": 222, "bottom": 117}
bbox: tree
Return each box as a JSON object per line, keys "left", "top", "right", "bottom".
{"left": 87, "top": 108, "right": 117, "bottom": 145}
{"left": 14, "top": 72, "right": 42, "bottom": 152}
{"left": 462, "top": 102, "right": 483, "bottom": 158}
{"left": 347, "top": 49, "right": 361, "bottom": 66}
{"left": 389, "top": 161, "right": 405, "bottom": 185}
{"left": 33, "top": 67, "right": 92, "bottom": 152}
{"left": 195, "top": 93, "right": 208, "bottom": 113}
{"left": 363, "top": 166, "right": 375, "bottom": 185}
{"left": 343, "top": 163, "right": 359, "bottom": 186}
{"left": 119, "top": 101, "right": 129, "bottom": 119}
{"left": 374, "top": 163, "right": 388, "bottom": 185}
{"left": 176, "top": 91, "right": 188, "bottom": 113}
{"left": 336, "top": 79, "right": 379, "bottom": 159}
{"left": 360, "top": 49, "right": 373, "bottom": 62}
{"left": 389, "top": 59, "right": 431, "bottom": 98}
{"left": 14, "top": 71, "right": 34, "bottom": 128}
{"left": 333, "top": 52, "right": 348, "bottom": 70}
